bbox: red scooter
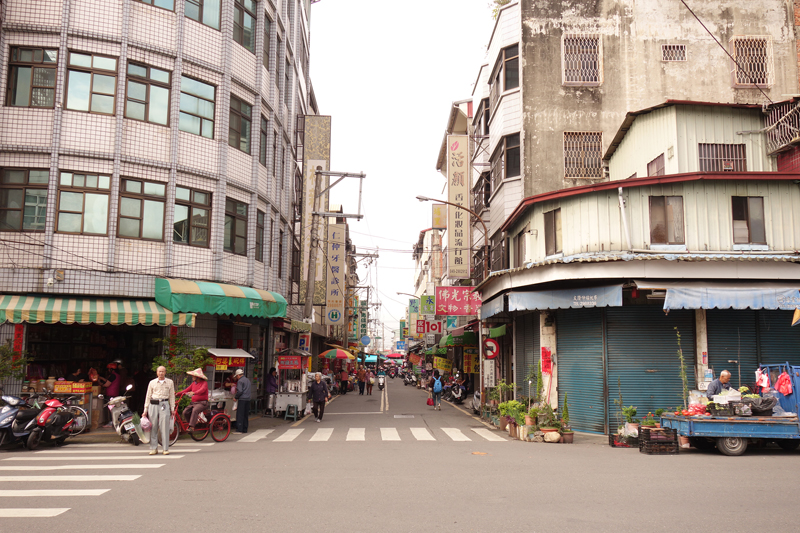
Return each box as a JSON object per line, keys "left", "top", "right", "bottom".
{"left": 28, "top": 393, "right": 75, "bottom": 448}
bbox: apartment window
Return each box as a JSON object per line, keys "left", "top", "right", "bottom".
{"left": 731, "top": 36, "right": 773, "bottom": 88}
{"left": 564, "top": 132, "right": 603, "bottom": 179}
{"left": 544, "top": 208, "right": 562, "bottom": 256}
{"left": 185, "top": 0, "right": 220, "bottom": 29}
{"left": 732, "top": 196, "right": 766, "bottom": 244}
{"left": 56, "top": 171, "right": 110, "bottom": 235}
{"left": 65, "top": 52, "right": 118, "bottom": 115}
{"left": 179, "top": 76, "right": 215, "bottom": 138}
{"left": 647, "top": 154, "right": 665, "bottom": 177}
{"left": 256, "top": 210, "right": 265, "bottom": 262}
{"left": 278, "top": 141, "right": 284, "bottom": 189}
{"left": 224, "top": 198, "right": 248, "bottom": 255}
{"left": 284, "top": 60, "right": 291, "bottom": 106}
{"left": 119, "top": 179, "right": 166, "bottom": 240}
{"left": 662, "top": 45, "right": 687, "bottom": 62}
{"left": 174, "top": 186, "right": 210, "bottom": 247}
{"left": 7, "top": 47, "right": 58, "bottom": 108}
{"left": 475, "top": 98, "right": 490, "bottom": 137}
{"left": 259, "top": 116, "right": 269, "bottom": 166}
{"left": 263, "top": 17, "right": 271, "bottom": 69}
{"left": 278, "top": 229, "right": 284, "bottom": 278}
{"left": 135, "top": 0, "right": 174, "bottom": 10}
{"left": 125, "top": 63, "right": 170, "bottom": 126}
{"left": 649, "top": 196, "right": 685, "bottom": 245}
{"left": 268, "top": 219, "right": 274, "bottom": 266}
{"left": 489, "top": 44, "right": 519, "bottom": 108}
{"left": 229, "top": 95, "right": 252, "bottom": 153}
{"left": 490, "top": 133, "right": 520, "bottom": 189}
{"left": 514, "top": 224, "right": 528, "bottom": 268}
{"left": 0, "top": 169, "right": 49, "bottom": 231}
{"left": 698, "top": 144, "right": 746, "bottom": 172}
{"left": 233, "top": 0, "right": 256, "bottom": 53}
{"left": 562, "top": 34, "right": 602, "bottom": 86}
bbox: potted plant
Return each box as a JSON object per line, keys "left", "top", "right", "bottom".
{"left": 621, "top": 405, "right": 638, "bottom": 431}
{"left": 498, "top": 401, "right": 510, "bottom": 430}
{"left": 538, "top": 403, "right": 560, "bottom": 434}
{"left": 654, "top": 408, "right": 665, "bottom": 427}
{"left": 526, "top": 406, "right": 539, "bottom": 426}
{"left": 561, "top": 393, "right": 574, "bottom": 443}
{"left": 487, "top": 386, "right": 500, "bottom": 407}
{"left": 641, "top": 412, "right": 657, "bottom": 429}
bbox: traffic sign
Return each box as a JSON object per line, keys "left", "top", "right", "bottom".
{"left": 483, "top": 338, "right": 499, "bottom": 359}
{"left": 361, "top": 335, "right": 371, "bottom": 346}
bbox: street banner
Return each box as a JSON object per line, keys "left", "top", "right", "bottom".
{"left": 359, "top": 300, "right": 368, "bottom": 339}
{"left": 419, "top": 294, "right": 436, "bottom": 315}
{"left": 347, "top": 295, "right": 358, "bottom": 340}
{"left": 409, "top": 299, "right": 419, "bottom": 314}
{"left": 433, "top": 357, "right": 452, "bottom": 372}
{"left": 402, "top": 327, "right": 409, "bottom": 337}
{"left": 435, "top": 286, "right": 482, "bottom": 316}
{"left": 463, "top": 348, "right": 479, "bottom": 373}
{"left": 447, "top": 134, "right": 470, "bottom": 279}
{"left": 432, "top": 204, "right": 447, "bottom": 229}
{"left": 324, "top": 223, "right": 346, "bottom": 325}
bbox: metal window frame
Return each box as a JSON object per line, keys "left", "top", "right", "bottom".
{"left": 118, "top": 177, "right": 166, "bottom": 241}
{"left": 255, "top": 210, "right": 265, "bottom": 262}
{"left": 0, "top": 168, "right": 50, "bottom": 232}
{"left": 228, "top": 94, "right": 252, "bottom": 154}
{"left": 124, "top": 61, "right": 171, "bottom": 126}
{"left": 55, "top": 171, "right": 111, "bottom": 236}
{"left": 6, "top": 47, "right": 59, "bottom": 108}
{"left": 133, "top": 0, "right": 175, "bottom": 12}
{"left": 224, "top": 198, "right": 249, "bottom": 256}
{"left": 544, "top": 208, "right": 562, "bottom": 256}
{"left": 731, "top": 196, "right": 767, "bottom": 245}
{"left": 233, "top": 0, "right": 257, "bottom": 53}
{"left": 730, "top": 35, "right": 774, "bottom": 88}
{"left": 185, "top": 0, "right": 222, "bottom": 31}
{"left": 562, "top": 33, "right": 603, "bottom": 87}
{"left": 65, "top": 51, "right": 119, "bottom": 116}
{"left": 563, "top": 131, "right": 603, "bottom": 179}
{"left": 661, "top": 44, "right": 687, "bottom": 62}
{"left": 174, "top": 185, "right": 212, "bottom": 248}
{"left": 179, "top": 74, "right": 216, "bottom": 139}
{"left": 648, "top": 195, "right": 685, "bottom": 245}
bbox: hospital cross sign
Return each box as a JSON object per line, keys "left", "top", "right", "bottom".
{"left": 435, "top": 286, "right": 482, "bottom": 316}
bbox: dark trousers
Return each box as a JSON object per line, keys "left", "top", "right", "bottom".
{"left": 236, "top": 399, "right": 250, "bottom": 433}
{"left": 313, "top": 400, "right": 326, "bottom": 420}
{"left": 340, "top": 379, "right": 348, "bottom": 394}
{"left": 358, "top": 381, "right": 365, "bottom": 394}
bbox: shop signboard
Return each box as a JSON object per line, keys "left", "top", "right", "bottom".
{"left": 483, "top": 359, "right": 496, "bottom": 388}
{"left": 409, "top": 354, "right": 421, "bottom": 365}
{"left": 402, "top": 327, "right": 409, "bottom": 337}
{"left": 324, "top": 223, "right": 346, "bottom": 325}
{"left": 432, "top": 203, "right": 447, "bottom": 229}
{"left": 426, "top": 333, "right": 436, "bottom": 345}
{"left": 446, "top": 134, "right": 470, "bottom": 279}
{"left": 396, "top": 340, "right": 406, "bottom": 351}
{"left": 433, "top": 357, "right": 452, "bottom": 372}
{"left": 409, "top": 298, "right": 420, "bottom": 314}
{"left": 435, "top": 287, "right": 481, "bottom": 316}
{"left": 463, "top": 348, "right": 479, "bottom": 374}
{"left": 13, "top": 324, "right": 23, "bottom": 354}
{"left": 419, "top": 294, "right": 436, "bottom": 315}
{"left": 276, "top": 355, "right": 302, "bottom": 369}
{"left": 416, "top": 320, "right": 426, "bottom": 334}
{"left": 298, "top": 333, "right": 311, "bottom": 351}
{"left": 215, "top": 356, "right": 247, "bottom": 368}
{"left": 446, "top": 316, "right": 457, "bottom": 329}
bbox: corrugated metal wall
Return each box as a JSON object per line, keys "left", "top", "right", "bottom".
{"left": 758, "top": 310, "right": 800, "bottom": 367}
{"left": 514, "top": 312, "right": 539, "bottom": 398}
{"left": 706, "top": 309, "right": 758, "bottom": 389}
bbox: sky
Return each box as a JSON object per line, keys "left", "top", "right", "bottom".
{"left": 309, "top": 0, "right": 496, "bottom": 351}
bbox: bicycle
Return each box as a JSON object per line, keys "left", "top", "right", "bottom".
{"left": 158, "top": 393, "right": 231, "bottom": 446}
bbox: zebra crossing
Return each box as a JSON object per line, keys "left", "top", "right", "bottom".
{"left": 234, "top": 427, "right": 507, "bottom": 443}
{"left": 0, "top": 442, "right": 204, "bottom": 518}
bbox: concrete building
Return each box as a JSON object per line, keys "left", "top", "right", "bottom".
{"left": 0, "top": 0, "right": 319, "bottom": 398}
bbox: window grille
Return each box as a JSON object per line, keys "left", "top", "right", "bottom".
{"left": 698, "top": 144, "right": 746, "bottom": 172}
{"left": 662, "top": 45, "right": 686, "bottom": 62}
{"left": 562, "top": 34, "right": 602, "bottom": 86}
{"left": 563, "top": 132, "right": 603, "bottom": 179}
{"left": 731, "top": 36, "right": 773, "bottom": 88}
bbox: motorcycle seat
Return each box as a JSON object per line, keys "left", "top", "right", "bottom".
{"left": 14, "top": 409, "right": 39, "bottom": 423}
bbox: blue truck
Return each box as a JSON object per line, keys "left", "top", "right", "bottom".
{"left": 661, "top": 363, "right": 800, "bottom": 456}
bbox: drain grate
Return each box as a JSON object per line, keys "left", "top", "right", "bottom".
{"left": 394, "top": 415, "right": 415, "bottom": 418}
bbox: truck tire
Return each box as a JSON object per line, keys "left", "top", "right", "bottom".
{"left": 716, "top": 436, "right": 747, "bottom": 456}
{"left": 776, "top": 439, "right": 800, "bottom": 451}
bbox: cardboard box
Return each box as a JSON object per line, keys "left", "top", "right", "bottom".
{"left": 54, "top": 381, "right": 73, "bottom": 393}
{"left": 72, "top": 382, "right": 92, "bottom": 393}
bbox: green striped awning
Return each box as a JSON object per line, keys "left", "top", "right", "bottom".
{"left": 439, "top": 331, "right": 478, "bottom": 347}
{"left": 155, "top": 278, "right": 287, "bottom": 319}
{"left": 0, "top": 295, "right": 195, "bottom": 327}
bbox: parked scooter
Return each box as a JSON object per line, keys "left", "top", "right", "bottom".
{"left": 378, "top": 375, "right": 385, "bottom": 391}
{"left": 0, "top": 388, "right": 41, "bottom": 449}
{"left": 30, "top": 393, "right": 76, "bottom": 447}
{"left": 471, "top": 390, "right": 481, "bottom": 415}
{"left": 100, "top": 384, "right": 143, "bottom": 445}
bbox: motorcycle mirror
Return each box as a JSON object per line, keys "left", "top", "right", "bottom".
{"left": 125, "top": 384, "right": 133, "bottom": 391}
{"left": 97, "top": 394, "right": 104, "bottom": 399}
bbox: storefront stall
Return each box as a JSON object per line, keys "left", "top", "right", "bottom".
{"left": 272, "top": 353, "right": 311, "bottom": 416}
{"left": 207, "top": 348, "right": 254, "bottom": 421}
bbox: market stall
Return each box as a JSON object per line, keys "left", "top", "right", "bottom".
{"left": 207, "top": 348, "right": 255, "bottom": 421}
{"left": 272, "top": 352, "right": 311, "bottom": 416}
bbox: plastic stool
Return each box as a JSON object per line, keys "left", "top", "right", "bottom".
{"left": 284, "top": 404, "right": 298, "bottom": 422}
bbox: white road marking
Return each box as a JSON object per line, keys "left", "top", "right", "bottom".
{"left": 2, "top": 455, "right": 184, "bottom": 461}
{"left": 0, "top": 489, "right": 108, "bottom": 497}
{"left": 237, "top": 429, "right": 274, "bottom": 443}
{"left": 410, "top": 427, "right": 435, "bottom": 441}
{"left": 0, "top": 475, "right": 141, "bottom": 482}
{"left": 441, "top": 428, "right": 471, "bottom": 442}
{"left": 34, "top": 449, "right": 200, "bottom": 454}
{"left": 471, "top": 428, "right": 507, "bottom": 442}
{"left": 346, "top": 428, "right": 365, "bottom": 441}
{"left": 273, "top": 428, "right": 304, "bottom": 442}
{"left": 0, "top": 508, "right": 70, "bottom": 517}
{"left": 310, "top": 428, "right": 333, "bottom": 442}
{"left": 380, "top": 428, "right": 400, "bottom": 441}
{"left": 0, "top": 464, "right": 164, "bottom": 471}
{"left": 64, "top": 442, "right": 214, "bottom": 448}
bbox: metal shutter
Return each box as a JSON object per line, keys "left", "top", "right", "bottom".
{"left": 556, "top": 308, "right": 605, "bottom": 434}
{"left": 758, "top": 310, "right": 800, "bottom": 367}
{"left": 606, "top": 306, "right": 695, "bottom": 430}
{"left": 706, "top": 309, "right": 758, "bottom": 389}
{"left": 514, "top": 312, "right": 539, "bottom": 398}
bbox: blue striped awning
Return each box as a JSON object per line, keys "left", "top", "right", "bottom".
{"left": 664, "top": 288, "right": 800, "bottom": 310}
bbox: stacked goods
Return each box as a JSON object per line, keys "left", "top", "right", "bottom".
{"left": 639, "top": 427, "right": 679, "bottom": 455}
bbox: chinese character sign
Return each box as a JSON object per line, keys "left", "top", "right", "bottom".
{"left": 463, "top": 348, "right": 479, "bottom": 373}
{"left": 359, "top": 300, "right": 368, "bottom": 338}
{"left": 325, "top": 223, "right": 346, "bottom": 325}
{"left": 409, "top": 299, "right": 419, "bottom": 314}
{"left": 432, "top": 204, "right": 447, "bottom": 229}
{"left": 419, "top": 294, "right": 436, "bottom": 315}
{"left": 435, "top": 286, "right": 482, "bottom": 316}
{"left": 348, "top": 296, "right": 358, "bottom": 339}
{"left": 447, "top": 135, "right": 471, "bottom": 279}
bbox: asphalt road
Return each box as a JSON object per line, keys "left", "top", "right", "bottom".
{"left": 2, "top": 378, "right": 800, "bottom": 532}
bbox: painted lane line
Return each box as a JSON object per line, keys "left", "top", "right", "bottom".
{"left": 384, "top": 384, "right": 389, "bottom": 411}
{"left": 0, "top": 489, "right": 109, "bottom": 497}
{"left": 410, "top": 427, "right": 435, "bottom": 441}
{"left": 380, "top": 428, "right": 400, "bottom": 441}
{"left": 380, "top": 386, "right": 385, "bottom": 412}
{"left": 346, "top": 428, "right": 365, "bottom": 441}
{"left": 273, "top": 428, "right": 304, "bottom": 442}
{"left": 441, "top": 428, "right": 471, "bottom": 442}
{"left": 0, "top": 464, "right": 165, "bottom": 471}
{"left": 0, "top": 508, "right": 70, "bottom": 517}
{"left": 309, "top": 428, "right": 333, "bottom": 442}
{"left": 237, "top": 429, "right": 274, "bottom": 443}
{"left": 3, "top": 455, "right": 185, "bottom": 461}
{"left": 35, "top": 449, "right": 200, "bottom": 454}
{"left": 471, "top": 428, "right": 507, "bottom": 442}
{"left": 64, "top": 442, "right": 215, "bottom": 448}
{"left": 324, "top": 412, "right": 382, "bottom": 415}
{"left": 0, "top": 475, "right": 141, "bottom": 482}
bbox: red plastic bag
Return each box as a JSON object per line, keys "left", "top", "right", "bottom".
{"left": 427, "top": 398, "right": 434, "bottom": 406}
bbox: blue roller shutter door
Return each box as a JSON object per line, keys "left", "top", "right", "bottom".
{"left": 706, "top": 310, "right": 758, "bottom": 389}
{"left": 606, "top": 306, "right": 695, "bottom": 429}
{"left": 556, "top": 308, "right": 605, "bottom": 434}
{"left": 758, "top": 310, "right": 800, "bottom": 367}
{"left": 514, "top": 312, "right": 539, "bottom": 398}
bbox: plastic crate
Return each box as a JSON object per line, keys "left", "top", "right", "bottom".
{"left": 707, "top": 403, "right": 736, "bottom": 416}
{"left": 609, "top": 434, "right": 638, "bottom": 448}
{"left": 639, "top": 427, "right": 678, "bottom": 451}
{"left": 640, "top": 439, "right": 679, "bottom": 455}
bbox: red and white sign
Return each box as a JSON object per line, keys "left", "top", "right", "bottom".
{"left": 435, "top": 287, "right": 481, "bottom": 316}
{"left": 416, "top": 320, "right": 442, "bottom": 334}
{"left": 276, "top": 355, "right": 302, "bottom": 369}
{"left": 483, "top": 338, "right": 499, "bottom": 360}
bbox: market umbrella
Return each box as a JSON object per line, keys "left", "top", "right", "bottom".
{"left": 319, "top": 348, "right": 355, "bottom": 360}
{"left": 385, "top": 353, "right": 405, "bottom": 359}
{"left": 793, "top": 308, "right": 800, "bottom": 326}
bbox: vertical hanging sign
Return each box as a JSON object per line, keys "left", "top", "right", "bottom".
{"left": 447, "top": 134, "right": 470, "bottom": 279}
{"left": 324, "top": 223, "right": 345, "bottom": 325}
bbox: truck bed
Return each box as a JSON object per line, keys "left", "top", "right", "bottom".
{"left": 661, "top": 414, "right": 800, "bottom": 439}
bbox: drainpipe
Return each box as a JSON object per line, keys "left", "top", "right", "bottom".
{"left": 618, "top": 187, "right": 632, "bottom": 251}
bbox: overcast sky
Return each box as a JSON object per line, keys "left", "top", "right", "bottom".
{"left": 309, "top": 0, "right": 495, "bottom": 350}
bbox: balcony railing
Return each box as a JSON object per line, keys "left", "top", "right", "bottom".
{"left": 765, "top": 100, "right": 800, "bottom": 155}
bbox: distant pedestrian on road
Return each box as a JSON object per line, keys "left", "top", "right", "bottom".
{"left": 234, "top": 369, "right": 251, "bottom": 434}
{"left": 144, "top": 366, "right": 175, "bottom": 455}
{"left": 340, "top": 368, "right": 349, "bottom": 395}
{"left": 309, "top": 372, "right": 331, "bottom": 422}
{"left": 431, "top": 370, "right": 444, "bottom": 411}
{"left": 366, "top": 368, "right": 375, "bottom": 395}
{"left": 357, "top": 366, "right": 366, "bottom": 395}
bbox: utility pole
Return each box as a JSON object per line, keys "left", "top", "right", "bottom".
{"left": 303, "top": 167, "right": 323, "bottom": 320}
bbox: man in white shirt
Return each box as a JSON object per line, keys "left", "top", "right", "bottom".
{"left": 143, "top": 366, "right": 175, "bottom": 455}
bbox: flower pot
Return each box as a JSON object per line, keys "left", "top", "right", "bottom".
{"left": 627, "top": 423, "right": 639, "bottom": 432}
{"left": 562, "top": 432, "right": 574, "bottom": 444}
{"left": 499, "top": 417, "right": 508, "bottom": 431}
{"left": 524, "top": 415, "right": 534, "bottom": 426}
{"left": 508, "top": 423, "right": 516, "bottom": 437}
{"left": 540, "top": 427, "right": 559, "bottom": 434}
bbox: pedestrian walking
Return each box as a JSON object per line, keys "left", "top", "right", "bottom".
{"left": 366, "top": 368, "right": 374, "bottom": 395}
{"left": 309, "top": 372, "right": 331, "bottom": 422}
{"left": 143, "top": 365, "right": 175, "bottom": 455}
{"left": 340, "top": 368, "right": 349, "bottom": 395}
{"left": 265, "top": 367, "right": 278, "bottom": 415}
{"left": 178, "top": 368, "right": 209, "bottom": 431}
{"left": 431, "top": 370, "right": 444, "bottom": 411}
{"left": 357, "top": 366, "right": 366, "bottom": 395}
{"left": 234, "top": 369, "right": 251, "bottom": 434}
